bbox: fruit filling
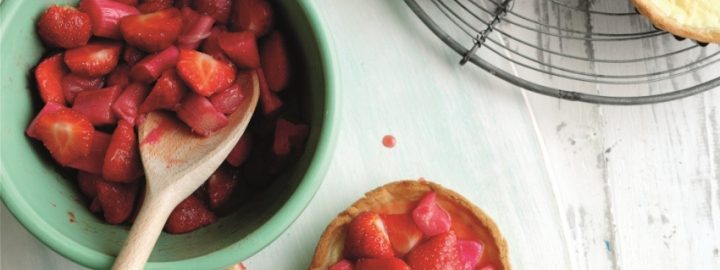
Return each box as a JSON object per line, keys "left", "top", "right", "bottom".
{"left": 29, "top": 0, "right": 308, "bottom": 234}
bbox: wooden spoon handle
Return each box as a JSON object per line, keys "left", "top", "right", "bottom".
{"left": 112, "top": 197, "right": 175, "bottom": 270}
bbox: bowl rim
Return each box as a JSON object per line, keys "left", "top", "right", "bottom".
{"left": 0, "top": 0, "right": 341, "bottom": 268}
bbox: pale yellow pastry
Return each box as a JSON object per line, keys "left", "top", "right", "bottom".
{"left": 632, "top": 0, "right": 720, "bottom": 43}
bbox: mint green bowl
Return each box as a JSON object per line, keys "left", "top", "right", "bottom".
{"left": 0, "top": 0, "right": 338, "bottom": 269}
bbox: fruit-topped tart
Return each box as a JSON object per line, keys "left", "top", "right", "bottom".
{"left": 311, "top": 180, "right": 510, "bottom": 270}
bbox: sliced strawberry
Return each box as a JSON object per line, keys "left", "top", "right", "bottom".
{"left": 139, "top": 69, "right": 187, "bottom": 113}
{"left": 107, "top": 64, "right": 130, "bottom": 88}
{"left": 226, "top": 133, "right": 252, "bottom": 167}
{"left": 381, "top": 213, "right": 424, "bottom": 256}
{"left": 257, "top": 69, "right": 282, "bottom": 116}
{"left": 72, "top": 86, "right": 122, "bottom": 126}
{"left": 210, "top": 70, "right": 257, "bottom": 114}
{"left": 37, "top": 5, "right": 92, "bottom": 49}
{"left": 96, "top": 178, "right": 139, "bottom": 224}
{"left": 344, "top": 212, "right": 394, "bottom": 260}
{"left": 458, "top": 240, "right": 484, "bottom": 270}
{"left": 62, "top": 74, "right": 105, "bottom": 104}
{"left": 79, "top": 0, "right": 140, "bottom": 39}
{"left": 89, "top": 197, "right": 103, "bottom": 213}
{"left": 103, "top": 120, "right": 143, "bottom": 182}
{"left": 35, "top": 53, "right": 68, "bottom": 104}
{"left": 129, "top": 45, "right": 179, "bottom": 82}
{"left": 192, "top": 0, "right": 231, "bottom": 23}
{"left": 218, "top": 31, "right": 260, "bottom": 69}
{"left": 206, "top": 166, "right": 237, "bottom": 208}
{"left": 77, "top": 171, "right": 100, "bottom": 197}
{"left": 64, "top": 41, "right": 123, "bottom": 77}
{"left": 175, "top": 93, "right": 229, "bottom": 136}
{"left": 123, "top": 46, "right": 146, "bottom": 66}
{"left": 412, "top": 191, "right": 452, "bottom": 237}
{"left": 272, "top": 118, "right": 309, "bottom": 157}
{"left": 120, "top": 8, "right": 183, "bottom": 52}
{"left": 138, "top": 0, "right": 174, "bottom": 13}
{"left": 110, "top": 0, "right": 138, "bottom": 5}
{"left": 113, "top": 83, "right": 150, "bottom": 125}
{"left": 178, "top": 8, "right": 214, "bottom": 50}
{"left": 176, "top": 49, "right": 236, "bottom": 96}
{"left": 68, "top": 131, "right": 112, "bottom": 174}
{"left": 35, "top": 108, "right": 94, "bottom": 165}
{"left": 200, "top": 26, "right": 226, "bottom": 57}
{"left": 356, "top": 258, "right": 411, "bottom": 270}
{"left": 230, "top": 0, "right": 273, "bottom": 36}
{"left": 165, "top": 195, "right": 216, "bottom": 234}
{"left": 329, "top": 260, "right": 353, "bottom": 270}
{"left": 406, "top": 231, "right": 461, "bottom": 270}
{"left": 260, "top": 31, "right": 290, "bottom": 92}
{"left": 26, "top": 102, "right": 64, "bottom": 139}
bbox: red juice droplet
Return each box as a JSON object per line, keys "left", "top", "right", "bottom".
{"left": 382, "top": 135, "right": 396, "bottom": 148}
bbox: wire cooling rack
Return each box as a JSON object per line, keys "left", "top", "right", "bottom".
{"left": 406, "top": 0, "right": 720, "bottom": 105}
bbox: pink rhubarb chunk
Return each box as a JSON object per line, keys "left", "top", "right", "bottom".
{"left": 329, "top": 259, "right": 353, "bottom": 270}
{"left": 79, "top": 0, "right": 140, "bottom": 39}
{"left": 112, "top": 83, "right": 150, "bottom": 125}
{"left": 72, "top": 86, "right": 122, "bottom": 126}
{"left": 175, "top": 93, "right": 229, "bottom": 136}
{"left": 178, "top": 7, "right": 215, "bottom": 50}
{"left": 26, "top": 102, "right": 64, "bottom": 139}
{"left": 257, "top": 69, "right": 282, "bottom": 116}
{"left": 68, "top": 131, "right": 112, "bottom": 174}
{"left": 412, "top": 191, "right": 452, "bottom": 237}
{"left": 458, "top": 240, "right": 485, "bottom": 270}
{"left": 272, "top": 118, "right": 309, "bottom": 157}
{"left": 130, "top": 45, "right": 179, "bottom": 82}
{"left": 226, "top": 133, "right": 252, "bottom": 167}
{"left": 62, "top": 74, "right": 105, "bottom": 104}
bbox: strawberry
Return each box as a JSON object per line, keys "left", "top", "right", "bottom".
{"left": 140, "top": 69, "right": 187, "bottom": 113}
{"left": 226, "top": 133, "right": 252, "bottom": 167}
{"left": 218, "top": 31, "right": 260, "bottom": 69}
{"left": 103, "top": 120, "right": 143, "bottom": 182}
{"left": 35, "top": 108, "right": 94, "bottom": 165}
{"left": 272, "top": 118, "right": 309, "bottom": 158}
{"left": 107, "top": 64, "right": 130, "bottom": 88}
{"left": 175, "top": 93, "right": 229, "bottom": 136}
{"left": 138, "top": 0, "right": 175, "bottom": 14}
{"left": 129, "top": 46, "right": 179, "bottom": 82}
{"left": 200, "top": 26, "right": 226, "bottom": 57}
{"left": 123, "top": 46, "right": 146, "bottom": 65}
{"left": 229, "top": 0, "right": 273, "bottom": 36}
{"left": 356, "top": 258, "right": 411, "bottom": 270}
{"left": 176, "top": 49, "right": 236, "bottom": 96}
{"left": 260, "top": 31, "right": 290, "bottom": 92}
{"left": 206, "top": 166, "right": 237, "bottom": 208}
{"left": 165, "top": 195, "right": 216, "bottom": 234}
{"left": 77, "top": 171, "right": 100, "bottom": 197}
{"left": 96, "top": 178, "right": 139, "bottom": 224}
{"left": 480, "top": 265, "right": 497, "bottom": 270}
{"left": 26, "top": 102, "right": 65, "bottom": 139}
{"left": 177, "top": 8, "right": 214, "bottom": 50}
{"left": 35, "top": 53, "right": 68, "bottom": 104}
{"left": 112, "top": 83, "right": 151, "bottom": 125}
{"left": 192, "top": 0, "right": 231, "bottom": 23}
{"left": 72, "top": 86, "right": 122, "bottom": 126}
{"left": 329, "top": 260, "right": 353, "bottom": 270}
{"left": 64, "top": 41, "right": 123, "bottom": 77}
{"left": 412, "top": 192, "right": 452, "bottom": 237}
{"left": 381, "top": 213, "right": 424, "bottom": 256}
{"left": 79, "top": 0, "right": 140, "bottom": 39}
{"left": 457, "top": 240, "right": 484, "bottom": 270}
{"left": 257, "top": 69, "right": 283, "bottom": 116}
{"left": 119, "top": 8, "right": 183, "bottom": 52}
{"left": 406, "top": 231, "right": 461, "bottom": 270}
{"left": 69, "top": 131, "right": 112, "bottom": 174}
{"left": 62, "top": 74, "right": 105, "bottom": 104}
{"left": 36, "top": 5, "right": 92, "bottom": 49}
{"left": 210, "top": 70, "right": 257, "bottom": 114}
{"left": 343, "top": 212, "right": 394, "bottom": 260}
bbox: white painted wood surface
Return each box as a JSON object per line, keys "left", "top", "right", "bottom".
{"left": 2, "top": 0, "right": 719, "bottom": 269}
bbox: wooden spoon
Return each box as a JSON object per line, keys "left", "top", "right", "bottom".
{"left": 112, "top": 74, "right": 260, "bottom": 270}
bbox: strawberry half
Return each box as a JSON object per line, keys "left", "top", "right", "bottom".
{"left": 175, "top": 93, "right": 229, "bottom": 136}
{"left": 176, "top": 49, "right": 236, "bottom": 96}
{"left": 96, "top": 178, "right": 139, "bottom": 224}
{"left": 26, "top": 102, "right": 65, "bottom": 139}
{"left": 165, "top": 195, "right": 216, "bottom": 234}
{"left": 130, "top": 45, "right": 179, "bottom": 82}
{"left": 138, "top": 0, "right": 174, "bottom": 14}
{"left": 206, "top": 166, "right": 237, "bottom": 208}
{"left": 64, "top": 41, "right": 123, "bottom": 77}
{"left": 62, "top": 74, "right": 105, "bottom": 104}
{"left": 260, "top": 31, "right": 290, "bottom": 92}
{"left": 257, "top": 69, "right": 283, "bottom": 116}
{"left": 72, "top": 86, "right": 122, "bottom": 126}
{"left": 192, "top": 0, "right": 231, "bottom": 23}
{"left": 37, "top": 5, "right": 92, "bottom": 49}
{"left": 79, "top": 0, "right": 140, "bottom": 39}
{"left": 406, "top": 231, "right": 461, "bottom": 270}
{"left": 103, "top": 120, "right": 143, "bottom": 182}
{"left": 209, "top": 70, "right": 256, "bottom": 114}
{"left": 356, "top": 258, "right": 411, "bottom": 270}
{"left": 120, "top": 8, "right": 183, "bottom": 52}
{"left": 112, "top": 83, "right": 150, "bottom": 126}
{"left": 139, "top": 69, "right": 188, "bottom": 113}
{"left": 272, "top": 118, "right": 309, "bottom": 158}
{"left": 381, "top": 213, "right": 424, "bottom": 256}
{"left": 177, "top": 8, "right": 214, "bottom": 50}
{"left": 412, "top": 191, "right": 452, "bottom": 237}
{"left": 200, "top": 26, "right": 226, "bottom": 57}
{"left": 329, "top": 260, "right": 353, "bottom": 270}
{"left": 218, "top": 31, "right": 260, "bottom": 69}
{"left": 77, "top": 171, "right": 100, "bottom": 198}
{"left": 35, "top": 53, "right": 68, "bottom": 104}
{"left": 343, "top": 212, "right": 394, "bottom": 260}
{"left": 229, "top": 0, "right": 273, "bottom": 36}
{"left": 35, "top": 108, "right": 95, "bottom": 165}
{"left": 226, "top": 133, "right": 252, "bottom": 167}
{"left": 69, "top": 131, "right": 112, "bottom": 174}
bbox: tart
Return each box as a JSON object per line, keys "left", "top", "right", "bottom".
{"left": 310, "top": 180, "right": 510, "bottom": 270}
{"left": 632, "top": 0, "right": 720, "bottom": 43}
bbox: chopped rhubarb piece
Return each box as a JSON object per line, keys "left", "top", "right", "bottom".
{"left": 26, "top": 102, "right": 64, "bottom": 139}
{"left": 218, "top": 31, "right": 260, "bottom": 69}
{"left": 69, "top": 131, "right": 112, "bottom": 174}
{"left": 406, "top": 231, "right": 461, "bottom": 270}
{"left": 210, "top": 70, "right": 257, "bottom": 114}
{"left": 175, "top": 93, "right": 229, "bottom": 136}
{"left": 230, "top": 0, "right": 273, "bottom": 36}
{"left": 226, "top": 133, "right": 252, "bottom": 167}
{"left": 458, "top": 240, "right": 484, "bottom": 270}
{"left": 261, "top": 31, "right": 291, "bottom": 92}
{"left": 272, "top": 118, "right": 309, "bottom": 157}
{"left": 381, "top": 213, "right": 424, "bottom": 256}
{"left": 412, "top": 191, "right": 452, "bottom": 237}
{"left": 480, "top": 265, "right": 497, "bottom": 270}
{"left": 165, "top": 195, "right": 216, "bottom": 234}
{"left": 200, "top": 26, "right": 226, "bottom": 57}
{"left": 79, "top": 0, "right": 140, "bottom": 39}
{"left": 111, "top": 0, "right": 138, "bottom": 5}
{"left": 257, "top": 69, "right": 282, "bottom": 116}
{"left": 123, "top": 46, "right": 146, "bottom": 65}
{"left": 103, "top": 120, "right": 143, "bottom": 182}
{"left": 77, "top": 171, "right": 100, "bottom": 197}
{"left": 344, "top": 212, "right": 393, "bottom": 259}
{"left": 107, "top": 64, "right": 130, "bottom": 88}
{"left": 35, "top": 108, "right": 95, "bottom": 165}
{"left": 35, "top": 53, "right": 68, "bottom": 104}
{"left": 62, "top": 74, "right": 105, "bottom": 104}
{"left": 37, "top": 5, "right": 92, "bottom": 49}
{"left": 138, "top": 0, "right": 174, "bottom": 13}
{"left": 96, "top": 178, "right": 139, "bottom": 224}
{"left": 356, "top": 258, "right": 410, "bottom": 270}
{"left": 120, "top": 8, "right": 183, "bottom": 52}
{"left": 72, "top": 86, "right": 122, "bottom": 126}
{"left": 177, "top": 11, "right": 214, "bottom": 50}
{"left": 112, "top": 83, "right": 150, "bottom": 125}
{"left": 176, "top": 49, "right": 236, "bottom": 96}
{"left": 140, "top": 69, "right": 187, "bottom": 113}
{"left": 129, "top": 45, "right": 179, "bottom": 82}
{"left": 207, "top": 166, "right": 237, "bottom": 208}
{"left": 329, "top": 260, "right": 353, "bottom": 270}
{"left": 192, "top": 0, "right": 231, "bottom": 23}
{"left": 64, "top": 41, "right": 123, "bottom": 77}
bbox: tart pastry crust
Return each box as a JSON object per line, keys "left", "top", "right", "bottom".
{"left": 310, "top": 179, "right": 511, "bottom": 270}
{"left": 632, "top": 0, "right": 720, "bottom": 43}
